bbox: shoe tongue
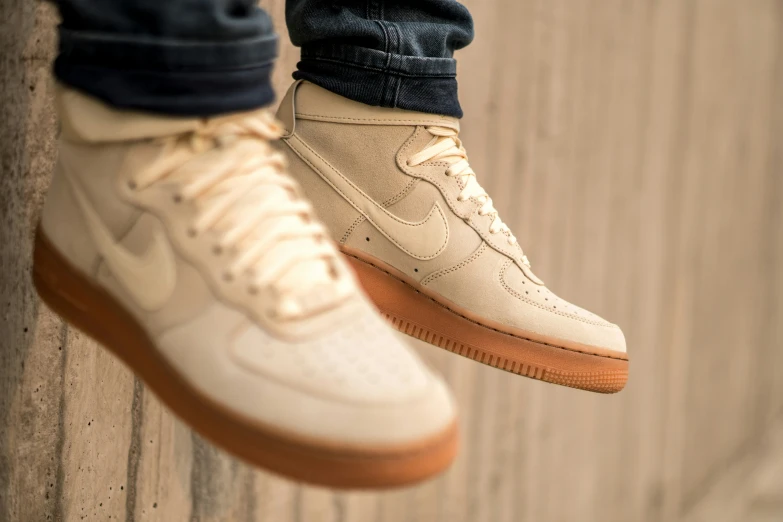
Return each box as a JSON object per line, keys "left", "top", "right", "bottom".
{"left": 275, "top": 241, "right": 334, "bottom": 292}
{"left": 217, "top": 179, "right": 335, "bottom": 295}
{"left": 430, "top": 134, "right": 481, "bottom": 193}
{"left": 152, "top": 132, "right": 337, "bottom": 299}
{"left": 248, "top": 217, "right": 334, "bottom": 293}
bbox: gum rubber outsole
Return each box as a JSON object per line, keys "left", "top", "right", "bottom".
{"left": 342, "top": 247, "right": 628, "bottom": 394}
{"left": 32, "top": 230, "right": 459, "bottom": 489}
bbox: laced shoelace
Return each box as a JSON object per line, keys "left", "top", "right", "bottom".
{"left": 129, "top": 110, "right": 350, "bottom": 319}
{"left": 407, "top": 126, "right": 530, "bottom": 266}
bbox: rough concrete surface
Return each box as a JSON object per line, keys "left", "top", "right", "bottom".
{"left": 1, "top": 1, "right": 782, "bottom": 521}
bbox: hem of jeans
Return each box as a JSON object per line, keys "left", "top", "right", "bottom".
{"left": 301, "top": 43, "right": 456, "bottom": 77}
{"left": 58, "top": 27, "right": 278, "bottom": 71}
{"left": 292, "top": 69, "right": 463, "bottom": 118}
{"left": 54, "top": 61, "right": 276, "bottom": 117}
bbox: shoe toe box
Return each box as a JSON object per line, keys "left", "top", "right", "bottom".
{"left": 158, "top": 302, "right": 456, "bottom": 446}
{"left": 498, "top": 261, "right": 627, "bottom": 355}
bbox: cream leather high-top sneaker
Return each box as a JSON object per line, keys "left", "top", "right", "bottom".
{"left": 277, "top": 81, "right": 628, "bottom": 394}
{"left": 33, "top": 87, "right": 458, "bottom": 488}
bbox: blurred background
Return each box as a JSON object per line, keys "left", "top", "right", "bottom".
{"left": 1, "top": 0, "right": 782, "bottom": 521}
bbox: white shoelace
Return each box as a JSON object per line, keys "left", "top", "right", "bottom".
{"left": 408, "top": 126, "right": 530, "bottom": 266}
{"left": 130, "top": 111, "right": 350, "bottom": 318}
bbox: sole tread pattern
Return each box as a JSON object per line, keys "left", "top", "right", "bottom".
{"left": 383, "top": 313, "right": 627, "bottom": 393}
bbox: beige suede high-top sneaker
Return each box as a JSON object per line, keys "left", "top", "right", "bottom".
{"left": 33, "top": 87, "right": 458, "bottom": 488}
{"left": 277, "top": 81, "right": 628, "bottom": 394}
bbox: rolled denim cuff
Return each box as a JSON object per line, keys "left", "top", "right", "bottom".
{"left": 295, "top": 43, "right": 463, "bottom": 118}
{"left": 54, "top": 28, "right": 278, "bottom": 116}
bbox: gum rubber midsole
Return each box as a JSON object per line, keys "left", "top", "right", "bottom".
{"left": 341, "top": 246, "right": 628, "bottom": 393}
{"left": 32, "top": 230, "right": 458, "bottom": 488}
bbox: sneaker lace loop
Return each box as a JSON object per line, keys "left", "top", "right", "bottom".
{"left": 130, "top": 111, "right": 349, "bottom": 318}
{"left": 408, "top": 127, "right": 528, "bottom": 264}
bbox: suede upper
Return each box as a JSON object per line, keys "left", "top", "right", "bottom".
{"left": 278, "top": 81, "right": 626, "bottom": 355}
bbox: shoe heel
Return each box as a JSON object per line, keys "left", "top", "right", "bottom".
{"left": 34, "top": 228, "right": 96, "bottom": 328}
{"left": 32, "top": 227, "right": 136, "bottom": 355}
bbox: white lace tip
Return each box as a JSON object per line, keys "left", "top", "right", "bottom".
{"left": 277, "top": 299, "right": 302, "bottom": 320}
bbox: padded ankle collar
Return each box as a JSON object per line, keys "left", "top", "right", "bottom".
{"left": 56, "top": 85, "right": 267, "bottom": 144}
{"left": 278, "top": 81, "right": 460, "bottom": 134}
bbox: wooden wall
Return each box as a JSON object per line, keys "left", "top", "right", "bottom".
{"left": 1, "top": 0, "right": 781, "bottom": 520}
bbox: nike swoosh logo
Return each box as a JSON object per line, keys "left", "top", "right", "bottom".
{"left": 67, "top": 177, "right": 177, "bottom": 311}
{"left": 286, "top": 135, "right": 449, "bottom": 260}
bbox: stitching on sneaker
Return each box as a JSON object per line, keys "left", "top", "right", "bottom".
{"left": 344, "top": 251, "right": 627, "bottom": 361}
{"left": 343, "top": 178, "right": 420, "bottom": 243}
{"left": 287, "top": 136, "right": 449, "bottom": 259}
{"left": 499, "top": 260, "right": 615, "bottom": 327}
{"left": 421, "top": 243, "right": 487, "bottom": 285}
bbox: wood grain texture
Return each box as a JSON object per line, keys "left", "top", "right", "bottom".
{"left": 1, "top": 0, "right": 781, "bottom": 520}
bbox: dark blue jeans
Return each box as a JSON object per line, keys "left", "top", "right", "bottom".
{"left": 53, "top": 1, "right": 473, "bottom": 118}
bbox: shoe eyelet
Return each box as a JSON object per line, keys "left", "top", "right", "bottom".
{"left": 187, "top": 228, "right": 198, "bottom": 238}
{"left": 127, "top": 180, "right": 138, "bottom": 190}
{"left": 212, "top": 245, "right": 223, "bottom": 255}
{"left": 172, "top": 194, "right": 182, "bottom": 204}
{"left": 247, "top": 286, "right": 258, "bottom": 296}
{"left": 222, "top": 272, "right": 234, "bottom": 282}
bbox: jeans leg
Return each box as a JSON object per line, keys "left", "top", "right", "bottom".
{"left": 286, "top": 1, "right": 474, "bottom": 118}
{"left": 52, "top": 0, "right": 278, "bottom": 116}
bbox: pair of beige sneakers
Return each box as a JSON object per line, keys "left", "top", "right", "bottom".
{"left": 34, "top": 81, "right": 627, "bottom": 489}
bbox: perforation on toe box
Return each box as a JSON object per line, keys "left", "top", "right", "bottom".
{"left": 500, "top": 260, "right": 615, "bottom": 327}
{"left": 231, "top": 308, "right": 431, "bottom": 404}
